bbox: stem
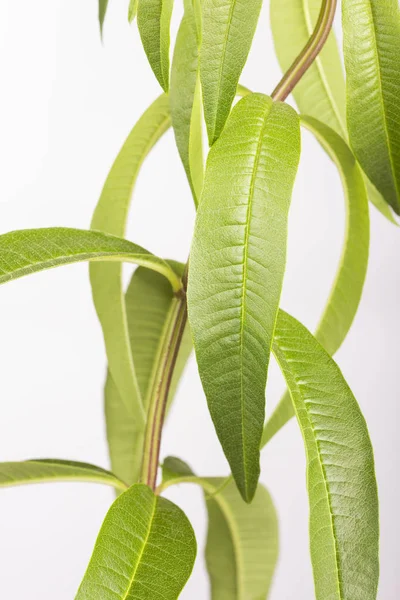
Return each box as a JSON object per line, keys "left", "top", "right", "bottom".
{"left": 140, "top": 284, "right": 188, "bottom": 491}
{"left": 271, "top": 0, "right": 337, "bottom": 102}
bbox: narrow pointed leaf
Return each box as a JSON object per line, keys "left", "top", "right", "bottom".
{"left": 99, "top": 0, "right": 109, "bottom": 34}
{"left": 128, "top": 0, "right": 138, "bottom": 23}
{"left": 0, "top": 460, "right": 127, "bottom": 492}
{"left": 137, "top": 0, "right": 174, "bottom": 92}
{"left": 273, "top": 310, "right": 379, "bottom": 600}
{"left": 161, "top": 458, "right": 279, "bottom": 599}
{"left": 187, "top": 93, "right": 301, "bottom": 502}
{"left": 105, "top": 267, "right": 192, "bottom": 486}
{"left": 170, "top": 3, "right": 203, "bottom": 204}
{"left": 90, "top": 94, "right": 170, "bottom": 423}
{"left": 0, "top": 228, "right": 180, "bottom": 292}
{"left": 76, "top": 484, "right": 196, "bottom": 599}
{"left": 343, "top": 0, "right": 400, "bottom": 214}
{"left": 200, "top": 0, "right": 263, "bottom": 144}
{"left": 262, "top": 117, "right": 370, "bottom": 447}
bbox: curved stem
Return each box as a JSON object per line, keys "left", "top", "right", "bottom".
{"left": 271, "top": 0, "right": 337, "bottom": 102}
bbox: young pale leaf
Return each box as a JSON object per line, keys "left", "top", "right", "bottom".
{"left": 137, "top": 0, "right": 174, "bottom": 92}
{"left": 161, "top": 457, "right": 279, "bottom": 599}
{"left": 273, "top": 310, "right": 379, "bottom": 600}
{"left": 99, "top": 0, "right": 109, "bottom": 34}
{"left": 90, "top": 94, "right": 170, "bottom": 425}
{"left": 262, "top": 117, "right": 370, "bottom": 447}
{"left": 0, "top": 460, "right": 127, "bottom": 492}
{"left": 200, "top": 0, "right": 263, "bottom": 145}
{"left": 343, "top": 0, "right": 400, "bottom": 215}
{"left": 105, "top": 267, "right": 192, "bottom": 486}
{"left": 0, "top": 228, "right": 180, "bottom": 292}
{"left": 187, "top": 93, "right": 301, "bottom": 502}
{"left": 76, "top": 484, "right": 196, "bottom": 599}
{"left": 128, "top": 0, "right": 138, "bottom": 23}
{"left": 170, "top": 4, "right": 203, "bottom": 204}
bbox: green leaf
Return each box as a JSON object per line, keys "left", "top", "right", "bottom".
{"left": 0, "top": 459, "right": 127, "bottom": 492}
{"left": 170, "top": 3, "right": 204, "bottom": 204}
{"left": 128, "top": 0, "right": 138, "bottom": 23}
{"left": 272, "top": 310, "right": 379, "bottom": 600}
{"left": 76, "top": 484, "right": 196, "bottom": 599}
{"left": 137, "top": 0, "right": 174, "bottom": 92}
{"left": 200, "top": 0, "right": 263, "bottom": 144}
{"left": 90, "top": 94, "right": 170, "bottom": 425}
{"left": 161, "top": 458, "right": 279, "bottom": 599}
{"left": 99, "top": 0, "right": 109, "bottom": 35}
{"left": 105, "top": 267, "right": 192, "bottom": 486}
{"left": 187, "top": 93, "right": 301, "bottom": 502}
{"left": 0, "top": 227, "right": 180, "bottom": 292}
{"left": 262, "top": 116, "right": 370, "bottom": 447}
{"left": 343, "top": 0, "right": 400, "bottom": 215}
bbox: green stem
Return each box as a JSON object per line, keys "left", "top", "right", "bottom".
{"left": 140, "top": 284, "right": 188, "bottom": 491}
{"left": 271, "top": 0, "right": 337, "bottom": 102}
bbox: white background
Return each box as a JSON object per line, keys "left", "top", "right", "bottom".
{"left": 0, "top": 1, "right": 399, "bottom": 598}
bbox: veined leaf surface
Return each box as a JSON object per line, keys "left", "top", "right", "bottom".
{"left": 0, "top": 460, "right": 127, "bottom": 492}
{"left": 170, "top": 1, "right": 204, "bottom": 204}
{"left": 90, "top": 94, "right": 170, "bottom": 423}
{"left": 76, "top": 484, "right": 196, "bottom": 599}
{"left": 105, "top": 267, "right": 192, "bottom": 486}
{"left": 262, "top": 117, "right": 370, "bottom": 446}
{"left": 343, "top": 0, "right": 400, "bottom": 214}
{"left": 0, "top": 228, "right": 180, "bottom": 292}
{"left": 273, "top": 310, "right": 379, "bottom": 600}
{"left": 137, "top": 0, "right": 174, "bottom": 92}
{"left": 200, "top": 0, "right": 263, "bottom": 144}
{"left": 187, "top": 93, "right": 301, "bottom": 501}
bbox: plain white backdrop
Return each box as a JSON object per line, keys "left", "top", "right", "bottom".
{"left": 0, "top": 1, "right": 399, "bottom": 598}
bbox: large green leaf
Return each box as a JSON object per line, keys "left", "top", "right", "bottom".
{"left": 161, "top": 457, "right": 279, "bottom": 600}
{"left": 105, "top": 267, "right": 192, "bottom": 486}
{"left": 76, "top": 484, "right": 196, "bottom": 599}
{"left": 137, "top": 0, "right": 174, "bottom": 92}
{"left": 99, "top": 0, "right": 109, "bottom": 35}
{"left": 273, "top": 310, "right": 379, "bottom": 600}
{"left": 90, "top": 94, "right": 171, "bottom": 425}
{"left": 0, "top": 460, "right": 127, "bottom": 492}
{"left": 343, "top": 0, "right": 400, "bottom": 215}
{"left": 262, "top": 116, "right": 370, "bottom": 447}
{"left": 170, "top": 0, "right": 203, "bottom": 204}
{"left": 187, "top": 93, "right": 301, "bottom": 502}
{"left": 200, "top": 0, "right": 263, "bottom": 145}
{"left": 0, "top": 227, "right": 180, "bottom": 292}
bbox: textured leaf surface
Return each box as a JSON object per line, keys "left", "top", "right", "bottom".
{"left": 188, "top": 93, "right": 300, "bottom": 501}
{"left": 200, "top": 0, "right": 263, "bottom": 144}
{"left": 343, "top": 0, "right": 400, "bottom": 214}
{"left": 262, "top": 117, "right": 370, "bottom": 446}
{"left": 137, "top": 0, "right": 174, "bottom": 91}
{"left": 0, "top": 228, "right": 179, "bottom": 291}
{"left": 273, "top": 311, "right": 379, "bottom": 600}
{"left": 0, "top": 460, "right": 127, "bottom": 492}
{"left": 90, "top": 94, "right": 170, "bottom": 424}
{"left": 76, "top": 484, "right": 196, "bottom": 599}
{"left": 105, "top": 267, "right": 192, "bottom": 486}
{"left": 170, "top": 2, "right": 203, "bottom": 204}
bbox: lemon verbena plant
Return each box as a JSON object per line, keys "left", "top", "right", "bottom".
{"left": 2, "top": 0, "right": 400, "bottom": 597}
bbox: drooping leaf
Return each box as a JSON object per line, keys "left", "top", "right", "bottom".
{"left": 161, "top": 458, "right": 279, "bottom": 599}
{"left": 137, "top": 0, "right": 174, "bottom": 92}
{"left": 76, "top": 484, "right": 196, "bottom": 599}
{"left": 128, "top": 0, "right": 138, "bottom": 23}
{"left": 187, "top": 93, "right": 301, "bottom": 502}
{"left": 90, "top": 94, "right": 170, "bottom": 424}
{"left": 270, "top": 0, "right": 397, "bottom": 223}
{"left": 0, "top": 228, "right": 180, "bottom": 292}
{"left": 343, "top": 0, "right": 400, "bottom": 215}
{"left": 0, "top": 460, "right": 127, "bottom": 492}
{"left": 273, "top": 310, "right": 379, "bottom": 600}
{"left": 99, "top": 0, "right": 109, "bottom": 35}
{"left": 262, "top": 116, "right": 370, "bottom": 447}
{"left": 105, "top": 267, "right": 192, "bottom": 486}
{"left": 170, "top": 1, "right": 204, "bottom": 204}
{"left": 200, "top": 0, "right": 263, "bottom": 144}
